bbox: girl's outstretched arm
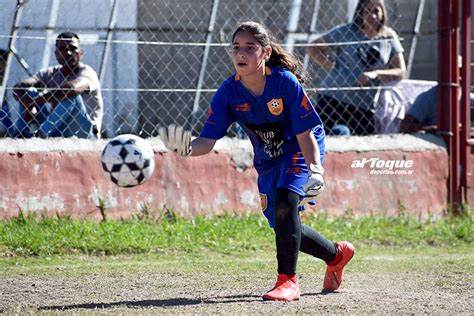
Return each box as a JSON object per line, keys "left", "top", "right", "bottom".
{"left": 190, "top": 137, "right": 216, "bottom": 156}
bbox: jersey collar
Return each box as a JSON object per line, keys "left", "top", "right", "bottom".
{"left": 234, "top": 66, "right": 272, "bottom": 81}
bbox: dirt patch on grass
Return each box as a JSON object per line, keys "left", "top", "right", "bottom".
{"left": 1, "top": 269, "right": 472, "bottom": 314}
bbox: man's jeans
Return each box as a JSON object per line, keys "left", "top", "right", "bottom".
{"left": 11, "top": 94, "right": 94, "bottom": 139}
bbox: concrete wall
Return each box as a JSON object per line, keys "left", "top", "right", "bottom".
{"left": 0, "top": 134, "right": 450, "bottom": 219}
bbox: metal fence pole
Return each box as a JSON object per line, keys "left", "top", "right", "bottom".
{"left": 0, "top": 0, "right": 25, "bottom": 107}
{"left": 438, "top": 0, "right": 453, "bottom": 211}
{"left": 190, "top": 0, "right": 220, "bottom": 133}
{"left": 460, "top": 0, "right": 472, "bottom": 204}
{"left": 406, "top": 0, "right": 425, "bottom": 78}
{"left": 302, "top": 0, "right": 321, "bottom": 70}
{"left": 40, "top": 0, "right": 60, "bottom": 69}
{"left": 99, "top": 0, "right": 119, "bottom": 137}
{"left": 285, "top": 0, "right": 303, "bottom": 54}
{"left": 450, "top": 0, "right": 461, "bottom": 213}
{"left": 99, "top": 0, "right": 118, "bottom": 83}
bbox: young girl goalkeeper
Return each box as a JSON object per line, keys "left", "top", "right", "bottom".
{"left": 159, "top": 21, "right": 354, "bottom": 302}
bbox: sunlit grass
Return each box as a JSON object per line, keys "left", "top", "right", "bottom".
{"left": 0, "top": 208, "right": 472, "bottom": 257}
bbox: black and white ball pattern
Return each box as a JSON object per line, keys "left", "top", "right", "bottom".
{"left": 101, "top": 134, "right": 155, "bottom": 187}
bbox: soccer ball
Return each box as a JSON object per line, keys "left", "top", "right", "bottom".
{"left": 101, "top": 134, "right": 155, "bottom": 187}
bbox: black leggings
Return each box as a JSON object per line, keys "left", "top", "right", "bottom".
{"left": 274, "top": 188, "right": 337, "bottom": 275}
{"left": 317, "top": 94, "right": 375, "bottom": 136}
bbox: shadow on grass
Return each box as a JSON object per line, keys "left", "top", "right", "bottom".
{"left": 38, "top": 290, "right": 339, "bottom": 310}
{"left": 38, "top": 294, "right": 263, "bottom": 310}
{"left": 303, "top": 291, "right": 329, "bottom": 297}
{"left": 204, "top": 294, "right": 264, "bottom": 303}
{"left": 39, "top": 298, "right": 204, "bottom": 310}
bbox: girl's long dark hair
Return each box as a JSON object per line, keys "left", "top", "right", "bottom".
{"left": 232, "top": 21, "right": 306, "bottom": 84}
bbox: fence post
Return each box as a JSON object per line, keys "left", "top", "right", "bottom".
{"left": 450, "top": 0, "right": 461, "bottom": 213}
{"left": 0, "top": 0, "right": 25, "bottom": 107}
{"left": 460, "top": 0, "right": 472, "bottom": 205}
{"left": 438, "top": 0, "right": 458, "bottom": 213}
{"left": 40, "top": 0, "right": 60, "bottom": 70}
{"left": 406, "top": 0, "right": 425, "bottom": 78}
{"left": 190, "top": 0, "right": 220, "bottom": 133}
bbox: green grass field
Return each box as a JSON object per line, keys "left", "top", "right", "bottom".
{"left": 0, "top": 210, "right": 472, "bottom": 257}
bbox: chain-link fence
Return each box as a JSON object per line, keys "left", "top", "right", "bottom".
{"left": 1, "top": 0, "right": 469, "bottom": 139}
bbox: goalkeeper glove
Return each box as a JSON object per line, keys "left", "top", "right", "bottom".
{"left": 159, "top": 124, "right": 192, "bottom": 156}
{"left": 303, "top": 163, "right": 325, "bottom": 197}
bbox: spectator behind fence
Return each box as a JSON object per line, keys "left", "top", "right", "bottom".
{"left": 12, "top": 32, "right": 103, "bottom": 138}
{"left": 399, "top": 85, "right": 474, "bottom": 133}
{"left": 0, "top": 49, "right": 13, "bottom": 137}
{"left": 307, "top": 0, "right": 406, "bottom": 136}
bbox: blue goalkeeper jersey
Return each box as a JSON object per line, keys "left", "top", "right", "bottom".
{"left": 200, "top": 66, "right": 325, "bottom": 175}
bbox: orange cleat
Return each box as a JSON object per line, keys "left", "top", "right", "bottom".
{"left": 323, "top": 241, "right": 355, "bottom": 292}
{"left": 262, "top": 274, "right": 300, "bottom": 301}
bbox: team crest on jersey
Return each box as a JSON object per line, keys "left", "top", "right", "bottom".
{"left": 260, "top": 193, "right": 267, "bottom": 211}
{"left": 266, "top": 98, "right": 283, "bottom": 116}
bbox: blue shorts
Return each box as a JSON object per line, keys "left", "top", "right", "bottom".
{"left": 258, "top": 146, "right": 325, "bottom": 228}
